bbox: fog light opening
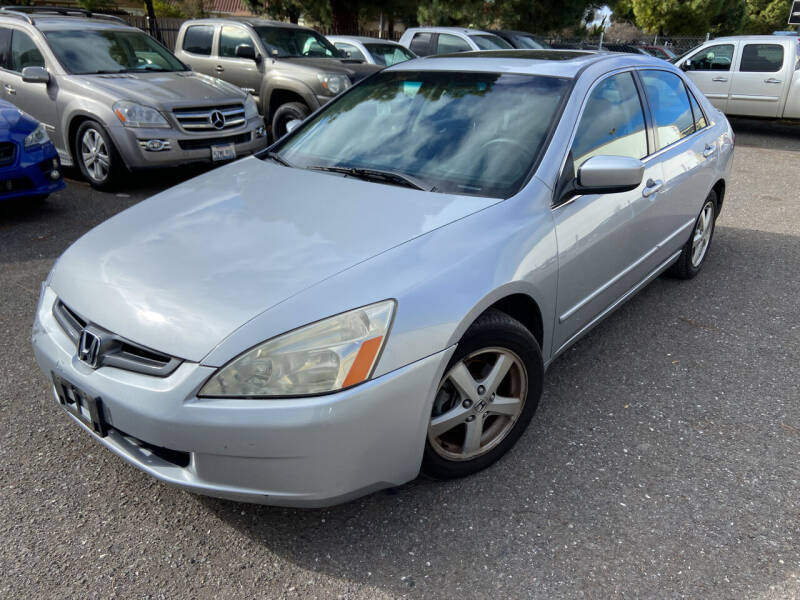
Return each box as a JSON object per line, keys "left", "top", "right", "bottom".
{"left": 49, "top": 169, "right": 61, "bottom": 181}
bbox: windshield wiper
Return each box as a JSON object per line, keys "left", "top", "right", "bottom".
{"left": 308, "top": 165, "right": 432, "bottom": 191}
{"left": 265, "top": 151, "right": 294, "bottom": 168}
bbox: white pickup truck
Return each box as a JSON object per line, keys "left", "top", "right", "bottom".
{"left": 675, "top": 35, "right": 800, "bottom": 119}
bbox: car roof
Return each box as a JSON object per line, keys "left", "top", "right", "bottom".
{"left": 710, "top": 34, "right": 799, "bottom": 42}
{"left": 385, "top": 49, "right": 669, "bottom": 78}
{"left": 328, "top": 35, "right": 401, "bottom": 45}
{"left": 405, "top": 26, "right": 494, "bottom": 36}
{"left": 183, "top": 17, "right": 309, "bottom": 30}
{"left": 491, "top": 30, "right": 542, "bottom": 37}
{"left": 30, "top": 17, "right": 137, "bottom": 32}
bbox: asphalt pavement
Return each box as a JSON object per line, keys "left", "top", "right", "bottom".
{"left": 1, "top": 119, "right": 799, "bottom": 599}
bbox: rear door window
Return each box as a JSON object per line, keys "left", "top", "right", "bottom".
{"left": 688, "top": 90, "right": 707, "bottom": 130}
{"left": 409, "top": 32, "right": 433, "bottom": 56}
{"left": 437, "top": 33, "right": 472, "bottom": 54}
{"left": 571, "top": 72, "right": 648, "bottom": 174}
{"left": 688, "top": 44, "right": 734, "bottom": 71}
{"left": 640, "top": 70, "right": 696, "bottom": 149}
{"left": 183, "top": 25, "right": 214, "bottom": 55}
{"left": 739, "top": 43, "right": 784, "bottom": 72}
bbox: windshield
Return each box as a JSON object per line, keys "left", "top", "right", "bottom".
{"left": 255, "top": 26, "right": 339, "bottom": 58}
{"left": 274, "top": 70, "right": 570, "bottom": 198}
{"left": 364, "top": 43, "right": 415, "bottom": 66}
{"left": 469, "top": 34, "right": 513, "bottom": 50}
{"left": 45, "top": 29, "right": 186, "bottom": 74}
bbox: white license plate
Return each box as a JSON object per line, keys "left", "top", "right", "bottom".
{"left": 211, "top": 143, "right": 236, "bottom": 162}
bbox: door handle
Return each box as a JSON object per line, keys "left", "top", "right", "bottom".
{"left": 764, "top": 77, "right": 781, "bottom": 84}
{"left": 642, "top": 178, "right": 663, "bottom": 198}
{"left": 215, "top": 65, "right": 224, "bottom": 72}
{"left": 703, "top": 143, "right": 716, "bottom": 158}
{"left": 4, "top": 84, "right": 15, "bottom": 95}
{"left": 711, "top": 76, "right": 728, "bottom": 82}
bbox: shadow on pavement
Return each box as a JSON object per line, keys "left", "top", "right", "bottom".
{"left": 197, "top": 225, "right": 800, "bottom": 597}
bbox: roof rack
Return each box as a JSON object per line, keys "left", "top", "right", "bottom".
{"left": 0, "top": 6, "right": 127, "bottom": 24}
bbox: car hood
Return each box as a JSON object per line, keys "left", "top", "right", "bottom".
{"left": 0, "top": 101, "right": 37, "bottom": 136}
{"left": 69, "top": 71, "right": 245, "bottom": 108}
{"left": 279, "top": 57, "right": 381, "bottom": 81}
{"left": 50, "top": 157, "right": 498, "bottom": 362}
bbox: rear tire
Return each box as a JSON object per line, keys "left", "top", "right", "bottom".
{"left": 668, "top": 190, "right": 717, "bottom": 279}
{"left": 271, "top": 101, "right": 309, "bottom": 141}
{"left": 422, "top": 309, "right": 543, "bottom": 480}
{"left": 73, "top": 120, "right": 124, "bottom": 191}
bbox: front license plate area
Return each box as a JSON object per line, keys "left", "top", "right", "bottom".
{"left": 52, "top": 373, "right": 108, "bottom": 437}
{"left": 211, "top": 143, "right": 236, "bottom": 162}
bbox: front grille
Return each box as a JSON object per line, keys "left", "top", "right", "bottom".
{"left": 0, "top": 142, "right": 16, "bottom": 167}
{"left": 177, "top": 132, "right": 251, "bottom": 151}
{"left": 172, "top": 103, "right": 246, "bottom": 132}
{"left": 53, "top": 299, "right": 182, "bottom": 377}
{"left": 1, "top": 177, "right": 33, "bottom": 194}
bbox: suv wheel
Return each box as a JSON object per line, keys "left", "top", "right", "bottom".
{"left": 271, "top": 102, "right": 309, "bottom": 141}
{"left": 74, "top": 120, "right": 123, "bottom": 190}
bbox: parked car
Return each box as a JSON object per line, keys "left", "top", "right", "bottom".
{"left": 327, "top": 35, "right": 416, "bottom": 66}
{"left": 174, "top": 18, "right": 381, "bottom": 140}
{"left": 0, "top": 99, "right": 64, "bottom": 202}
{"left": 490, "top": 30, "right": 550, "bottom": 50}
{"left": 0, "top": 6, "right": 267, "bottom": 190}
{"left": 398, "top": 27, "right": 513, "bottom": 56}
{"left": 33, "top": 50, "right": 733, "bottom": 507}
{"left": 674, "top": 35, "right": 800, "bottom": 119}
{"left": 640, "top": 45, "right": 677, "bottom": 60}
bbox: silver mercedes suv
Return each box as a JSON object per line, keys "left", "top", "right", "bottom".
{"left": 0, "top": 7, "right": 267, "bottom": 189}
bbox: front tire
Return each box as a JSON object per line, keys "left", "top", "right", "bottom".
{"left": 271, "top": 101, "right": 309, "bottom": 141}
{"left": 74, "top": 120, "right": 123, "bottom": 191}
{"left": 668, "top": 190, "right": 717, "bottom": 279}
{"left": 422, "top": 309, "right": 544, "bottom": 480}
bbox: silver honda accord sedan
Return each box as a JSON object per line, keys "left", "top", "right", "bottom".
{"left": 32, "top": 50, "right": 734, "bottom": 507}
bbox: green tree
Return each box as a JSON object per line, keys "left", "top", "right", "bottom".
{"left": 151, "top": 0, "right": 185, "bottom": 17}
{"left": 496, "top": 0, "right": 597, "bottom": 33}
{"left": 630, "top": 0, "right": 745, "bottom": 35}
{"left": 242, "top": 0, "right": 330, "bottom": 25}
{"left": 76, "top": 0, "right": 113, "bottom": 10}
{"left": 744, "top": 0, "right": 794, "bottom": 33}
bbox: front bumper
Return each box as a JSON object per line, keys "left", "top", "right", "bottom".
{"left": 109, "top": 117, "right": 268, "bottom": 170}
{"left": 32, "top": 285, "right": 452, "bottom": 507}
{"left": 0, "top": 142, "right": 65, "bottom": 201}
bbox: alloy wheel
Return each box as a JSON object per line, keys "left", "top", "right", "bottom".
{"left": 81, "top": 128, "right": 111, "bottom": 183}
{"left": 428, "top": 347, "right": 527, "bottom": 461}
{"left": 691, "top": 200, "right": 714, "bottom": 267}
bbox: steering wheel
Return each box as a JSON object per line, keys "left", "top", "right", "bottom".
{"left": 479, "top": 138, "right": 535, "bottom": 161}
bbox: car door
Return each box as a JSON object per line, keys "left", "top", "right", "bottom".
{"left": 638, "top": 69, "right": 716, "bottom": 263}
{"left": 727, "top": 42, "right": 789, "bottom": 118}
{"left": 682, "top": 43, "right": 736, "bottom": 112}
{"left": 0, "top": 28, "right": 60, "bottom": 146}
{"left": 179, "top": 24, "right": 217, "bottom": 77}
{"left": 552, "top": 71, "right": 664, "bottom": 353}
{"left": 215, "top": 25, "right": 262, "bottom": 95}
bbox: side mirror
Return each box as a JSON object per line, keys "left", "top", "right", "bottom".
{"left": 559, "top": 155, "right": 644, "bottom": 202}
{"left": 235, "top": 44, "right": 258, "bottom": 61}
{"left": 680, "top": 59, "right": 692, "bottom": 71}
{"left": 285, "top": 119, "right": 302, "bottom": 134}
{"left": 22, "top": 66, "right": 50, "bottom": 84}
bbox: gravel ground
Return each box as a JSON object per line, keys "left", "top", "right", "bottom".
{"left": 1, "top": 119, "right": 799, "bottom": 599}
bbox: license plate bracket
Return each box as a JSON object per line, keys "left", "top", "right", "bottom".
{"left": 52, "top": 373, "right": 108, "bottom": 437}
{"left": 211, "top": 142, "right": 236, "bottom": 162}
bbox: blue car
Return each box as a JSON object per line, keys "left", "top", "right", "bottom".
{"left": 1, "top": 100, "right": 64, "bottom": 202}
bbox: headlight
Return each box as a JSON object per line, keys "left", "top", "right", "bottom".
{"left": 24, "top": 123, "right": 49, "bottom": 149}
{"left": 244, "top": 94, "right": 259, "bottom": 119}
{"left": 317, "top": 73, "right": 351, "bottom": 96}
{"left": 113, "top": 101, "right": 169, "bottom": 128}
{"left": 199, "top": 300, "right": 395, "bottom": 398}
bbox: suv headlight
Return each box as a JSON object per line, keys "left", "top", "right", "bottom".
{"left": 199, "top": 300, "right": 395, "bottom": 398}
{"left": 24, "top": 123, "right": 50, "bottom": 149}
{"left": 244, "top": 94, "right": 259, "bottom": 119}
{"left": 113, "top": 101, "right": 170, "bottom": 128}
{"left": 317, "top": 73, "right": 351, "bottom": 96}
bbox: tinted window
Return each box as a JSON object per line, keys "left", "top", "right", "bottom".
{"left": 688, "top": 44, "right": 734, "bottom": 71}
{"left": 571, "top": 72, "right": 648, "bottom": 175}
{"left": 220, "top": 26, "right": 254, "bottom": 58}
{"left": 277, "top": 71, "right": 570, "bottom": 198}
{"left": 470, "top": 34, "right": 513, "bottom": 50}
{"left": 183, "top": 25, "right": 214, "bottom": 55}
{"left": 437, "top": 33, "right": 471, "bottom": 54}
{"left": 364, "top": 43, "right": 414, "bottom": 66}
{"left": 9, "top": 30, "right": 44, "bottom": 72}
{"left": 409, "top": 32, "right": 433, "bottom": 56}
{"left": 0, "top": 27, "right": 10, "bottom": 69}
{"left": 335, "top": 42, "right": 365, "bottom": 61}
{"left": 740, "top": 43, "right": 784, "bottom": 72}
{"left": 512, "top": 34, "right": 546, "bottom": 50}
{"left": 255, "top": 26, "right": 337, "bottom": 58}
{"left": 688, "top": 90, "right": 707, "bottom": 130}
{"left": 641, "top": 70, "right": 695, "bottom": 149}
